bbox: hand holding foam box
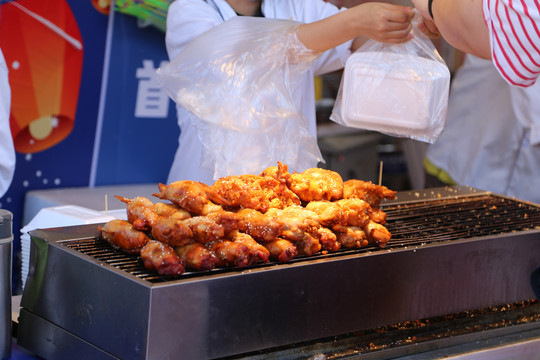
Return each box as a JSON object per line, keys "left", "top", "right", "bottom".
{"left": 331, "top": 14, "right": 450, "bottom": 144}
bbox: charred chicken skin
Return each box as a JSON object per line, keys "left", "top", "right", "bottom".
{"left": 140, "top": 240, "right": 186, "bottom": 276}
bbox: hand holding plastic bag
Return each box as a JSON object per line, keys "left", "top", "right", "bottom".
{"left": 330, "top": 12, "right": 450, "bottom": 143}
{"left": 156, "top": 16, "right": 322, "bottom": 179}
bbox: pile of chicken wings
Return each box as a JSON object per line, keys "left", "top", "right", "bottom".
{"left": 99, "top": 162, "right": 396, "bottom": 277}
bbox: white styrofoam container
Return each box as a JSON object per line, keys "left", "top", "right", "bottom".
{"left": 20, "top": 205, "right": 126, "bottom": 289}
{"left": 340, "top": 51, "right": 450, "bottom": 141}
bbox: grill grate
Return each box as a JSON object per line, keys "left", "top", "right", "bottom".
{"left": 61, "top": 194, "right": 540, "bottom": 283}
{"left": 384, "top": 194, "right": 540, "bottom": 246}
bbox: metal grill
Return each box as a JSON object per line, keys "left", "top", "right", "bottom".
{"left": 384, "top": 194, "right": 540, "bottom": 246}
{"left": 61, "top": 193, "right": 540, "bottom": 283}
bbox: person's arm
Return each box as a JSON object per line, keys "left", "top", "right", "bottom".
{"left": 412, "top": 0, "right": 490, "bottom": 59}
{"left": 296, "top": 2, "right": 415, "bottom": 53}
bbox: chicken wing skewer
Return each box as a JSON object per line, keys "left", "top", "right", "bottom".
{"left": 229, "top": 231, "right": 270, "bottom": 264}
{"left": 115, "top": 196, "right": 159, "bottom": 231}
{"left": 207, "top": 239, "right": 255, "bottom": 268}
{"left": 99, "top": 219, "right": 150, "bottom": 254}
{"left": 151, "top": 217, "right": 194, "bottom": 247}
{"left": 140, "top": 240, "right": 186, "bottom": 276}
{"left": 263, "top": 238, "right": 297, "bottom": 262}
{"left": 153, "top": 180, "right": 212, "bottom": 215}
{"left": 175, "top": 243, "right": 219, "bottom": 271}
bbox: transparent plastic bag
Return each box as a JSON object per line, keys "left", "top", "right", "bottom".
{"left": 156, "top": 16, "right": 322, "bottom": 179}
{"left": 330, "top": 13, "right": 450, "bottom": 143}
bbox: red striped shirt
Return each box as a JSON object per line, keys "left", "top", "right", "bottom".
{"left": 484, "top": 0, "right": 540, "bottom": 86}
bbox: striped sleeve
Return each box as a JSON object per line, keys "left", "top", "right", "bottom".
{"left": 483, "top": 0, "right": 540, "bottom": 87}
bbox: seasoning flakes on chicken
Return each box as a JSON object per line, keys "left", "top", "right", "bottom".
{"left": 140, "top": 240, "right": 186, "bottom": 276}
{"left": 207, "top": 239, "right": 256, "bottom": 268}
{"left": 183, "top": 216, "right": 225, "bottom": 244}
{"left": 175, "top": 243, "right": 219, "bottom": 271}
{"left": 151, "top": 217, "right": 194, "bottom": 247}
{"left": 99, "top": 161, "right": 396, "bottom": 277}
{"left": 236, "top": 208, "right": 281, "bottom": 242}
{"left": 207, "top": 174, "right": 300, "bottom": 213}
{"left": 305, "top": 200, "right": 345, "bottom": 228}
{"left": 334, "top": 198, "right": 372, "bottom": 228}
{"left": 289, "top": 167, "right": 344, "bottom": 202}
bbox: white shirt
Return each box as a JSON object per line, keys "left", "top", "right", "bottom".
{"left": 426, "top": 55, "right": 540, "bottom": 204}
{"left": 165, "top": 0, "right": 351, "bottom": 185}
{"left": 0, "top": 48, "right": 15, "bottom": 197}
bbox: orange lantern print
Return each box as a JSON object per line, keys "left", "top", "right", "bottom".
{"left": 0, "top": 0, "right": 83, "bottom": 153}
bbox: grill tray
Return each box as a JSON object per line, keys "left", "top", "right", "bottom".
{"left": 17, "top": 187, "right": 540, "bottom": 359}
{"left": 63, "top": 191, "right": 540, "bottom": 283}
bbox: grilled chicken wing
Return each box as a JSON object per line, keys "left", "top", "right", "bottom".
{"left": 369, "top": 208, "right": 387, "bottom": 225}
{"left": 229, "top": 231, "right": 269, "bottom": 263}
{"left": 153, "top": 180, "right": 211, "bottom": 215}
{"left": 99, "top": 219, "right": 150, "bottom": 254}
{"left": 153, "top": 202, "right": 191, "bottom": 220}
{"left": 288, "top": 167, "right": 344, "bottom": 202}
{"left": 151, "top": 217, "right": 194, "bottom": 247}
{"left": 207, "top": 175, "right": 272, "bottom": 212}
{"left": 265, "top": 206, "right": 342, "bottom": 253}
{"left": 175, "top": 243, "right": 219, "bottom": 271}
{"left": 115, "top": 196, "right": 159, "bottom": 231}
{"left": 263, "top": 238, "right": 297, "bottom": 262}
{"left": 334, "top": 198, "right": 372, "bottom": 227}
{"left": 364, "top": 220, "right": 392, "bottom": 248}
{"left": 265, "top": 206, "right": 321, "bottom": 242}
{"left": 295, "top": 233, "right": 322, "bottom": 256}
{"left": 207, "top": 239, "right": 255, "bottom": 268}
{"left": 335, "top": 226, "right": 369, "bottom": 249}
{"left": 305, "top": 200, "right": 345, "bottom": 227}
{"left": 206, "top": 210, "right": 242, "bottom": 238}
{"left": 315, "top": 226, "right": 341, "bottom": 252}
{"left": 140, "top": 240, "right": 186, "bottom": 276}
{"left": 207, "top": 174, "right": 301, "bottom": 213}
{"left": 183, "top": 216, "right": 225, "bottom": 244}
{"left": 343, "top": 179, "right": 396, "bottom": 208}
{"left": 236, "top": 208, "right": 281, "bottom": 242}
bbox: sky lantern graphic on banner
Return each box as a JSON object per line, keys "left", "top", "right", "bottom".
{"left": 0, "top": 0, "right": 83, "bottom": 153}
